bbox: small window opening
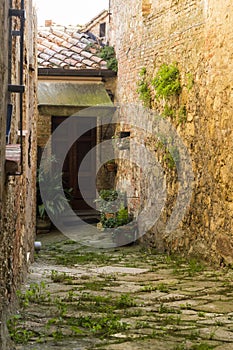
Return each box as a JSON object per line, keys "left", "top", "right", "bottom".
{"left": 120, "top": 131, "right": 130, "bottom": 139}
{"left": 99, "top": 22, "right": 106, "bottom": 37}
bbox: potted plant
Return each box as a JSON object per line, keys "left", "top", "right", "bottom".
{"left": 36, "top": 158, "right": 72, "bottom": 232}
{"left": 105, "top": 159, "right": 117, "bottom": 172}
{"left": 95, "top": 189, "right": 124, "bottom": 228}
{"left": 95, "top": 189, "right": 120, "bottom": 215}
{"left": 95, "top": 189, "right": 137, "bottom": 246}
{"left": 111, "top": 205, "right": 137, "bottom": 246}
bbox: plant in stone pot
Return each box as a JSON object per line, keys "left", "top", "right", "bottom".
{"left": 105, "top": 159, "right": 117, "bottom": 172}
{"left": 95, "top": 189, "right": 119, "bottom": 212}
{"left": 112, "top": 205, "right": 137, "bottom": 246}
{"left": 95, "top": 189, "right": 125, "bottom": 228}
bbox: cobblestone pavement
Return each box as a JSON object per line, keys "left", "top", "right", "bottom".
{"left": 9, "top": 229, "right": 233, "bottom": 350}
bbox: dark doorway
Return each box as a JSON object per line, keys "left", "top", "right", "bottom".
{"left": 52, "top": 116, "right": 97, "bottom": 211}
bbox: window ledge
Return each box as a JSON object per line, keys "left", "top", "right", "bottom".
{"left": 5, "top": 144, "right": 21, "bottom": 174}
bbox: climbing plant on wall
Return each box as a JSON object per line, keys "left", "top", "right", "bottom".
{"left": 136, "top": 67, "right": 152, "bottom": 108}
{"left": 151, "top": 62, "right": 181, "bottom": 99}
{"left": 136, "top": 63, "right": 188, "bottom": 171}
{"left": 136, "top": 62, "right": 190, "bottom": 126}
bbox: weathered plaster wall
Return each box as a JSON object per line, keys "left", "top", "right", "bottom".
{"left": 110, "top": 0, "right": 233, "bottom": 264}
{"left": 0, "top": 0, "right": 37, "bottom": 348}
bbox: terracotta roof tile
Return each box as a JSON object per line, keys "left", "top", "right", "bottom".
{"left": 37, "top": 24, "right": 108, "bottom": 70}
{"left": 50, "top": 44, "right": 63, "bottom": 53}
{"left": 60, "top": 62, "right": 70, "bottom": 69}
{"left": 38, "top": 56, "right": 43, "bottom": 63}
{"left": 60, "top": 49, "right": 74, "bottom": 57}
{"left": 53, "top": 53, "right": 67, "bottom": 61}
{"left": 75, "top": 62, "right": 86, "bottom": 69}
{"left": 80, "top": 51, "right": 93, "bottom": 59}
{"left": 61, "top": 41, "right": 73, "bottom": 49}
{"left": 71, "top": 54, "right": 83, "bottom": 62}
{"left": 67, "top": 37, "right": 79, "bottom": 46}
{"left": 64, "top": 58, "right": 79, "bottom": 66}
{"left": 71, "top": 46, "right": 82, "bottom": 54}
{"left": 91, "top": 56, "right": 103, "bottom": 64}
{"left": 71, "top": 32, "right": 83, "bottom": 40}
{"left": 50, "top": 58, "right": 63, "bottom": 66}
{"left": 77, "top": 42, "right": 87, "bottom": 50}
{"left": 44, "top": 47, "right": 56, "bottom": 56}
{"left": 39, "top": 53, "right": 51, "bottom": 61}
{"left": 43, "top": 61, "right": 52, "bottom": 67}
{"left": 51, "top": 29, "right": 70, "bottom": 39}
{"left": 82, "top": 58, "right": 95, "bottom": 67}
{"left": 52, "top": 37, "right": 64, "bottom": 46}
{"left": 80, "top": 37, "right": 93, "bottom": 46}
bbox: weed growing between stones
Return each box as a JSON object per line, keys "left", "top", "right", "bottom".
{"left": 8, "top": 239, "right": 233, "bottom": 349}
{"left": 164, "top": 254, "right": 206, "bottom": 276}
{"left": 8, "top": 283, "right": 138, "bottom": 345}
{"left": 79, "top": 278, "right": 119, "bottom": 291}
{"left": 174, "top": 343, "right": 215, "bottom": 350}
{"left": 159, "top": 303, "right": 182, "bottom": 314}
{"left": 141, "top": 282, "right": 170, "bottom": 293}
{"left": 50, "top": 270, "right": 73, "bottom": 284}
{"left": 7, "top": 315, "right": 38, "bottom": 344}
{"left": 16, "top": 281, "right": 51, "bottom": 308}
{"left": 51, "top": 249, "right": 119, "bottom": 266}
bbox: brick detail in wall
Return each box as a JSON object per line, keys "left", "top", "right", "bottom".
{"left": 142, "top": 0, "right": 152, "bottom": 16}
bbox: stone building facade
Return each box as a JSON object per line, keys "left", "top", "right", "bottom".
{"left": 0, "top": 0, "right": 37, "bottom": 347}
{"left": 81, "top": 10, "right": 110, "bottom": 45}
{"left": 36, "top": 24, "right": 117, "bottom": 215}
{"left": 109, "top": 0, "right": 233, "bottom": 264}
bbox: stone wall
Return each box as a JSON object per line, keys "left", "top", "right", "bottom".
{"left": 0, "top": 0, "right": 37, "bottom": 348}
{"left": 109, "top": 0, "right": 233, "bottom": 264}
{"left": 82, "top": 10, "right": 110, "bottom": 44}
{"left": 0, "top": 0, "right": 8, "bottom": 201}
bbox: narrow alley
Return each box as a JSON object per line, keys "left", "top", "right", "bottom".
{"left": 9, "top": 230, "right": 233, "bottom": 350}
{"left": 1, "top": 0, "right": 233, "bottom": 349}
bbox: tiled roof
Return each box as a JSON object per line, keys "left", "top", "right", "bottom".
{"left": 37, "top": 24, "right": 107, "bottom": 70}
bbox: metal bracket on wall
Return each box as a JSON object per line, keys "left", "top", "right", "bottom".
{"left": 8, "top": 85, "right": 25, "bottom": 93}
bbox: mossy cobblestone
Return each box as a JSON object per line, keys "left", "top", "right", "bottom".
{"left": 9, "top": 230, "right": 233, "bottom": 350}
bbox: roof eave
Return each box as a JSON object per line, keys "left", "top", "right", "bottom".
{"left": 38, "top": 68, "right": 117, "bottom": 78}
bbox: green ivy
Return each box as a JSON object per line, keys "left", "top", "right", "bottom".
{"left": 137, "top": 67, "right": 151, "bottom": 108}
{"left": 98, "top": 46, "right": 118, "bottom": 72}
{"left": 178, "top": 105, "right": 187, "bottom": 124}
{"left": 186, "top": 72, "right": 194, "bottom": 91}
{"left": 152, "top": 63, "right": 181, "bottom": 99}
{"left": 162, "top": 103, "right": 176, "bottom": 118}
{"left": 136, "top": 63, "right": 187, "bottom": 125}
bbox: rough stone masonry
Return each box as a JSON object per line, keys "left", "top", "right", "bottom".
{"left": 109, "top": 0, "right": 233, "bottom": 264}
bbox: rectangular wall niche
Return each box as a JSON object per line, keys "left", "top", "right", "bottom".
{"left": 118, "top": 131, "right": 130, "bottom": 150}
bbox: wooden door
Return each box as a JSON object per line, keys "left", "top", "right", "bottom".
{"left": 52, "top": 116, "right": 97, "bottom": 211}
